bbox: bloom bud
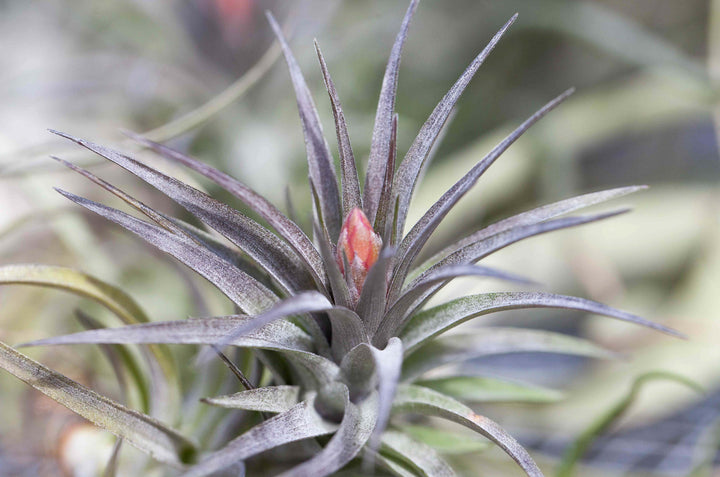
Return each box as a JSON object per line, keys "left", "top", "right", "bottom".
{"left": 336, "top": 208, "right": 382, "bottom": 300}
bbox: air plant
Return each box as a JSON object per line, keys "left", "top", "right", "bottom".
{"left": 0, "top": 1, "right": 680, "bottom": 476}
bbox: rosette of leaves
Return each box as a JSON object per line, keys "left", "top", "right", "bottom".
{"left": 0, "top": 1, "right": 680, "bottom": 476}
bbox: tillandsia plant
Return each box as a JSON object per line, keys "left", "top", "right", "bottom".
{"left": 0, "top": 1, "right": 682, "bottom": 476}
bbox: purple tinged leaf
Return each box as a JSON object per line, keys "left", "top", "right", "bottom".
{"left": 123, "top": 131, "right": 327, "bottom": 290}
{"left": 276, "top": 391, "right": 378, "bottom": 477}
{"left": 57, "top": 189, "right": 278, "bottom": 313}
{"left": 50, "top": 131, "right": 317, "bottom": 295}
{"left": 326, "top": 308, "right": 369, "bottom": 362}
{"left": 181, "top": 395, "right": 339, "bottom": 477}
{"left": 375, "top": 114, "right": 398, "bottom": 242}
{"left": 364, "top": 0, "right": 419, "bottom": 224}
{"left": 389, "top": 88, "right": 574, "bottom": 304}
{"left": 374, "top": 264, "right": 534, "bottom": 347}
{"left": 401, "top": 291, "right": 684, "bottom": 353}
{"left": 314, "top": 41, "right": 362, "bottom": 215}
{"left": 417, "top": 185, "right": 647, "bottom": 274}
{"left": 267, "top": 12, "right": 342, "bottom": 239}
{"left": 313, "top": 222, "right": 351, "bottom": 309}
{"left": 202, "top": 386, "right": 300, "bottom": 413}
{"left": 356, "top": 247, "right": 395, "bottom": 335}
{"left": 401, "top": 328, "right": 616, "bottom": 381}
{"left": 392, "top": 14, "right": 518, "bottom": 240}
{"left": 392, "top": 384, "right": 543, "bottom": 477}
{"left": 20, "top": 315, "right": 315, "bottom": 354}
{"left": 0, "top": 341, "right": 196, "bottom": 467}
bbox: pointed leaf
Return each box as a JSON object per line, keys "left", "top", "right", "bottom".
{"left": 277, "top": 391, "right": 378, "bottom": 477}
{"left": 314, "top": 41, "right": 362, "bottom": 215}
{"left": 365, "top": 0, "right": 419, "bottom": 223}
{"left": 314, "top": 222, "right": 351, "bottom": 308}
{"left": 401, "top": 291, "right": 683, "bottom": 353}
{"left": 374, "top": 114, "right": 398, "bottom": 241}
{"left": 0, "top": 341, "right": 196, "bottom": 467}
{"left": 418, "top": 185, "right": 647, "bottom": 273}
{"left": 57, "top": 190, "right": 277, "bottom": 313}
{"left": 181, "top": 395, "right": 338, "bottom": 477}
{"left": 124, "top": 131, "right": 327, "bottom": 289}
{"left": 267, "top": 12, "right": 342, "bottom": 239}
{"left": 357, "top": 247, "right": 395, "bottom": 335}
{"left": 380, "top": 430, "right": 457, "bottom": 477}
{"left": 375, "top": 264, "right": 533, "bottom": 346}
{"left": 392, "top": 14, "right": 518, "bottom": 240}
{"left": 392, "top": 384, "right": 542, "bottom": 477}
{"left": 389, "top": 88, "right": 574, "bottom": 303}
{"left": 416, "top": 376, "right": 563, "bottom": 403}
{"left": 202, "top": 385, "right": 300, "bottom": 413}
{"left": 326, "top": 307, "right": 369, "bottom": 362}
{"left": 402, "top": 328, "right": 615, "bottom": 381}
{"left": 367, "top": 338, "right": 403, "bottom": 457}
{"left": 51, "top": 131, "right": 316, "bottom": 294}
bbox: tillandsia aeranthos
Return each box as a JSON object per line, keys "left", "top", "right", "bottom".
{"left": 0, "top": 1, "right": 683, "bottom": 476}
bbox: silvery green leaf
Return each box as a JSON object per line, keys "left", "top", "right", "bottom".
{"left": 400, "top": 291, "right": 683, "bottom": 353}
{"left": 392, "top": 384, "right": 542, "bottom": 477}
{"left": 417, "top": 185, "right": 647, "bottom": 274}
{"left": 267, "top": 12, "right": 342, "bottom": 239}
{"left": 364, "top": 0, "right": 418, "bottom": 224}
{"left": 123, "top": 131, "right": 327, "bottom": 289}
{"left": 380, "top": 430, "right": 456, "bottom": 477}
{"left": 375, "top": 264, "right": 533, "bottom": 346}
{"left": 368, "top": 451, "right": 417, "bottom": 477}
{"left": 367, "top": 338, "right": 403, "bottom": 456}
{"left": 56, "top": 190, "right": 277, "bottom": 314}
{"left": 0, "top": 341, "right": 196, "bottom": 467}
{"left": 416, "top": 376, "right": 563, "bottom": 403}
{"left": 389, "top": 89, "right": 574, "bottom": 303}
{"left": 277, "top": 391, "right": 378, "bottom": 477}
{"left": 392, "top": 14, "right": 518, "bottom": 240}
{"left": 314, "top": 41, "right": 362, "bottom": 215}
{"left": 182, "top": 394, "right": 338, "bottom": 477}
{"left": 51, "top": 131, "right": 316, "bottom": 295}
{"left": 374, "top": 114, "right": 398, "bottom": 241}
{"left": 400, "top": 425, "right": 490, "bottom": 455}
{"left": 202, "top": 386, "right": 300, "bottom": 413}
{"left": 402, "top": 328, "right": 616, "bottom": 381}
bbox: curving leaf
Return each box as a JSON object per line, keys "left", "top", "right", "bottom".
{"left": 182, "top": 394, "right": 338, "bottom": 477}
{"left": 357, "top": 247, "right": 395, "bottom": 335}
{"left": 0, "top": 341, "right": 196, "bottom": 467}
{"left": 392, "top": 14, "right": 518, "bottom": 241}
{"left": 416, "top": 185, "right": 647, "bottom": 274}
{"left": 326, "top": 307, "right": 369, "bottom": 361}
{"left": 364, "top": 0, "right": 419, "bottom": 224}
{"left": 400, "top": 424, "right": 490, "bottom": 455}
{"left": 375, "top": 264, "right": 534, "bottom": 346}
{"left": 389, "top": 88, "right": 574, "bottom": 304}
{"left": 380, "top": 429, "right": 457, "bottom": 477}
{"left": 374, "top": 114, "right": 398, "bottom": 241}
{"left": 123, "top": 131, "right": 327, "bottom": 289}
{"left": 277, "top": 391, "right": 378, "bottom": 477}
{"left": 556, "top": 371, "right": 703, "bottom": 477}
{"left": 267, "top": 12, "right": 342, "bottom": 239}
{"left": 392, "top": 384, "right": 542, "bottom": 477}
{"left": 367, "top": 338, "right": 404, "bottom": 456}
{"left": 202, "top": 385, "right": 300, "bottom": 413}
{"left": 51, "top": 131, "right": 316, "bottom": 295}
{"left": 56, "top": 190, "right": 277, "bottom": 314}
{"left": 416, "top": 376, "right": 563, "bottom": 403}
{"left": 402, "top": 328, "right": 615, "bottom": 381}
{"left": 0, "top": 264, "right": 174, "bottom": 415}
{"left": 400, "top": 291, "right": 683, "bottom": 353}
{"left": 314, "top": 222, "right": 351, "bottom": 309}
{"left": 314, "top": 41, "right": 362, "bottom": 215}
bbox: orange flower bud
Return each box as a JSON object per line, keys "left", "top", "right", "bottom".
{"left": 336, "top": 208, "right": 382, "bottom": 299}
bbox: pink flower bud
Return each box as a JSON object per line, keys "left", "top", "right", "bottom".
{"left": 336, "top": 208, "right": 382, "bottom": 300}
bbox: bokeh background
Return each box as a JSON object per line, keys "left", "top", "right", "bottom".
{"left": 0, "top": 0, "right": 719, "bottom": 476}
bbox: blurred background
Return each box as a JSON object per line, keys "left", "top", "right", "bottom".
{"left": 0, "top": 0, "right": 718, "bottom": 476}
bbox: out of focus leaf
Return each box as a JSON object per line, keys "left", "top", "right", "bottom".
{"left": 417, "top": 376, "right": 563, "bottom": 404}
